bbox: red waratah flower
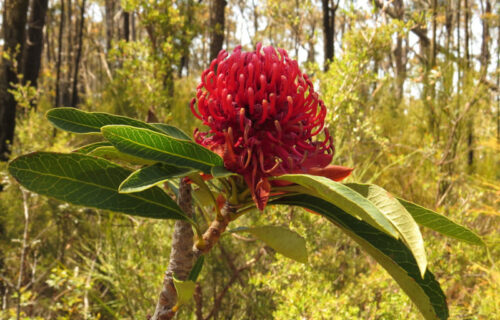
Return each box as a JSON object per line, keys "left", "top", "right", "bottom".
{"left": 191, "top": 44, "right": 352, "bottom": 210}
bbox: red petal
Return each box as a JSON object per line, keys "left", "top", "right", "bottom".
{"left": 301, "top": 153, "right": 333, "bottom": 169}
{"left": 244, "top": 174, "right": 271, "bottom": 211}
{"left": 307, "top": 165, "right": 353, "bottom": 181}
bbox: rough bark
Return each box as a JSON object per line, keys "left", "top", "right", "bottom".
{"left": 193, "top": 202, "right": 235, "bottom": 256}
{"left": 209, "top": 0, "right": 227, "bottom": 61}
{"left": 151, "top": 180, "right": 195, "bottom": 320}
{"left": 0, "top": 0, "right": 29, "bottom": 161}
{"left": 151, "top": 179, "right": 237, "bottom": 319}
{"left": 71, "top": 0, "right": 86, "bottom": 107}
{"left": 22, "top": 0, "right": 49, "bottom": 89}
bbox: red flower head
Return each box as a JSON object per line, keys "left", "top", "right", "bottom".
{"left": 191, "top": 44, "right": 352, "bottom": 210}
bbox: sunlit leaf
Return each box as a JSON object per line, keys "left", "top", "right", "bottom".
{"left": 273, "top": 194, "right": 448, "bottom": 320}
{"left": 347, "top": 183, "right": 427, "bottom": 276}
{"left": 90, "top": 146, "right": 157, "bottom": 166}
{"left": 173, "top": 277, "right": 196, "bottom": 305}
{"left": 101, "top": 125, "right": 223, "bottom": 173}
{"left": 398, "top": 198, "right": 484, "bottom": 246}
{"left": 273, "top": 174, "right": 399, "bottom": 238}
{"left": 232, "top": 226, "right": 308, "bottom": 263}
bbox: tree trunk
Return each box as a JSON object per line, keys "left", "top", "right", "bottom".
{"left": 55, "top": 0, "right": 65, "bottom": 108}
{"left": 62, "top": 0, "right": 73, "bottom": 106}
{"left": 480, "top": 0, "right": 491, "bottom": 77}
{"left": 464, "top": 0, "right": 474, "bottom": 168}
{"left": 209, "top": 0, "right": 227, "bottom": 61}
{"left": 322, "top": 0, "right": 338, "bottom": 71}
{"left": 497, "top": 18, "right": 500, "bottom": 142}
{"left": 151, "top": 180, "right": 195, "bottom": 320}
{"left": 71, "top": 0, "right": 86, "bottom": 107}
{"left": 393, "top": 0, "right": 405, "bottom": 103}
{"left": 22, "top": 0, "right": 49, "bottom": 90}
{"left": 123, "top": 10, "right": 130, "bottom": 41}
{"left": 178, "top": 0, "right": 194, "bottom": 77}
{"left": 0, "top": 0, "right": 29, "bottom": 161}
{"left": 105, "top": 0, "right": 115, "bottom": 51}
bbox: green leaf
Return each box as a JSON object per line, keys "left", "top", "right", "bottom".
{"left": 119, "top": 163, "right": 193, "bottom": 193}
{"left": 8, "top": 152, "right": 186, "bottom": 220}
{"left": 89, "top": 146, "right": 157, "bottom": 166}
{"left": 273, "top": 194, "right": 448, "bottom": 320}
{"left": 46, "top": 107, "right": 158, "bottom": 134}
{"left": 101, "top": 125, "right": 223, "bottom": 173}
{"left": 211, "top": 166, "right": 238, "bottom": 178}
{"left": 233, "top": 226, "right": 308, "bottom": 263}
{"left": 150, "top": 123, "right": 192, "bottom": 140}
{"left": 188, "top": 173, "right": 218, "bottom": 210}
{"left": 188, "top": 256, "right": 205, "bottom": 282}
{"left": 398, "top": 198, "right": 484, "bottom": 246}
{"left": 172, "top": 277, "right": 196, "bottom": 306}
{"left": 347, "top": 183, "right": 427, "bottom": 276}
{"left": 73, "top": 141, "right": 112, "bottom": 154}
{"left": 273, "top": 174, "right": 399, "bottom": 239}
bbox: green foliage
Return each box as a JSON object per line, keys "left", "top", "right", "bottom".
{"left": 8, "top": 101, "right": 484, "bottom": 320}
{"left": 274, "top": 194, "right": 448, "bottom": 320}
{"left": 100, "top": 124, "right": 223, "bottom": 172}
{"left": 1, "top": 4, "right": 498, "bottom": 320}
{"left": 397, "top": 198, "right": 484, "bottom": 246}
{"left": 231, "top": 226, "right": 308, "bottom": 263}
{"left": 274, "top": 174, "right": 400, "bottom": 239}
{"left": 119, "top": 163, "right": 194, "bottom": 193}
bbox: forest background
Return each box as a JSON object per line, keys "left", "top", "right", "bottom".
{"left": 0, "top": 0, "right": 499, "bottom": 319}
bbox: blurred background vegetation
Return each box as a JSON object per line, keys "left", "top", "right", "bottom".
{"left": 0, "top": 0, "right": 498, "bottom": 319}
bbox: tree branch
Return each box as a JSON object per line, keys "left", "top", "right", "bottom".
{"left": 151, "top": 179, "right": 195, "bottom": 320}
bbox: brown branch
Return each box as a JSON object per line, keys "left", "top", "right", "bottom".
{"left": 151, "top": 180, "right": 195, "bottom": 320}
{"left": 193, "top": 202, "right": 237, "bottom": 256}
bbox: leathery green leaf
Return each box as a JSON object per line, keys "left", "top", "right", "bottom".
{"left": 46, "top": 107, "right": 159, "bottom": 134}
{"left": 273, "top": 174, "right": 399, "bottom": 238}
{"left": 233, "top": 226, "right": 308, "bottom": 263}
{"left": 188, "top": 256, "right": 205, "bottom": 282}
{"left": 101, "top": 125, "right": 223, "bottom": 173}
{"left": 398, "top": 198, "right": 484, "bottom": 246}
{"left": 273, "top": 194, "right": 448, "bottom": 320}
{"left": 150, "top": 123, "right": 192, "bottom": 140}
{"left": 8, "top": 152, "right": 186, "bottom": 220}
{"left": 72, "top": 141, "right": 112, "bottom": 154}
{"left": 347, "top": 183, "right": 427, "bottom": 276}
{"left": 89, "top": 146, "right": 157, "bottom": 166}
{"left": 119, "top": 163, "right": 194, "bottom": 193}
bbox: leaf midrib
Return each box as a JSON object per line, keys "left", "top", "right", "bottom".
{"left": 12, "top": 165, "right": 182, "bottom": 214}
